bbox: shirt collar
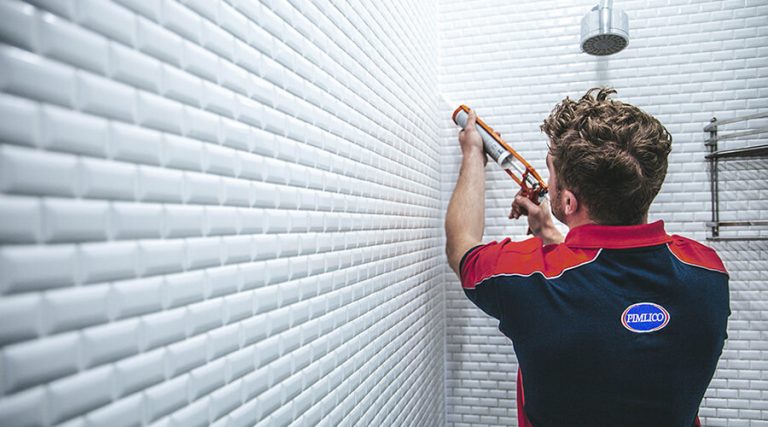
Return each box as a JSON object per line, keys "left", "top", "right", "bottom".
{"left": 564, "top": 220, "right": 672, "bottom": 249}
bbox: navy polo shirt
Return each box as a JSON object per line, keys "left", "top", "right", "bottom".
{"left": 460, "top": 221, "right": 729, "bottom": 427}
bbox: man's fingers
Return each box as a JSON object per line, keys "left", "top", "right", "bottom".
{"left": 515, "top": 195, "right": 538, "bottom": 213}
{"left": 510, "top": 195, "right": 528, "bottom": 219}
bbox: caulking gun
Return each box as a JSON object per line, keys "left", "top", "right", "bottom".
{"left": 452, "top": 105, "right": 548, "bottom": 205}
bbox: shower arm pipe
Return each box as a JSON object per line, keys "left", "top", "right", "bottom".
{"left": 599, "top": 0, "right": 614, "bottom": 34}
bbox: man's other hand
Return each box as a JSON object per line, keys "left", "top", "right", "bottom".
{"left": 510, "top": 191, "right": 564, "bottom": 245}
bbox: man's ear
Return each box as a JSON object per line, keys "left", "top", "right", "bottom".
{"left": 562, "top": 189, "right": 579, "bottom": 216}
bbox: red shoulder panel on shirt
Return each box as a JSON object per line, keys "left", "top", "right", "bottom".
{"left": 667, "top": 235, "right": 728, "bottom": 275}
{"left": 460, "top": 238, "right": 600, "bottom": 289}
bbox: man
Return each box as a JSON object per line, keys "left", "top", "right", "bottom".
{"left": 445, "top": 88, "right": 729, "bottom": 426}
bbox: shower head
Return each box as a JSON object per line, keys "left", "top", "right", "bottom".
{"left": 581, "top": 1, "right": 629, "bottom": 56}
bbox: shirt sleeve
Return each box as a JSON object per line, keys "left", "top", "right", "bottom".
{"left": 459, "top": 241, "right": 508, "bottom": 319}
{"left": 459, "top": 237, "right": 547, "bottom": 320}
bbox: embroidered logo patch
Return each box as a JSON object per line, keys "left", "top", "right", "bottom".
{"left": 621, "top": 302, "right": 670, "bottom": 333}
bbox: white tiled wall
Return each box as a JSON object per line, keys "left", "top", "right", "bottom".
{"left": 439, "top": 0, "right": 768, "bottom": 426}
{"left": 2, "top": 0, "right": 766, "bottom": 426}
{"left": 0, "top": 1, "right": 444, "bottom": 426}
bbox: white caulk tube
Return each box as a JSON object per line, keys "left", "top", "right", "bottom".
{"left": 452, "top": 107, "right": 513, "bottom": 169}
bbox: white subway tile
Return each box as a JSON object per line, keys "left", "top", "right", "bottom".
{"left": 254, "top": 381, "right": 280, "bottom": 418}
{"left": 253, "top": 285, "right": 279, "bottom": 315}
{"left": 223, "top": 291, "right": 252, "bottom": 323}
{"left": 0, "top": 244, "right": 77, "bottom": 294}
{"left": 79, "top": 157, "right": 137, "bottom": 200}
{"left": 249, "top": 181, "right": 277, "bottom": 208}
{"left": 75, "top": 0, "right": 135, "bottom": 46}
{"left": 236, "top": 151, "right": 263, "bottom": 181}
{"left": 0, "top": 1, "right": 38, "bottom": 51}
{"left": 181, "top": 0, "right": 219, "bottom": 23}
{"left": 254, "top": 335, "right": 280, "bottom": 369}
{"left": 39, "top": 11, "right": 109, "bottom": 75}
{"left": 234, "top": 93, "right": 265, "bottom": 129}
{"left": 0, "top": 95, "right": 39, "bottom": 149}
{"left": 166, "top": 334, "right": 207, "bottom": 377}
{"left": 162, "top": 133, "right": 203, "bottom": 171}
{"left": 160, "top": 0, "right": 201, "bottom": 43}
{"left": 161, "top": 63, "right": 203, "bottom": 108}
{"left": 201, "top": 18, "right": 234, "bottom": 60}
{"left": 164, "top": 270, "right": 205, "bottom": 309}
{"left": 220, "top": 117, "right": 251, "bottom": 151}
{"left": 204, "top": 206, "right": 241, "bottom": 237}
{"left": 219, "top": 1, "right": 248, "bottom": 40}
{"left": 181, "top": 41, "right": 219, "bottom": 83}
{"left": 76, "top": 72, "right": 135, "bottom": 122}
{"left": 42, "top": 284, "right": 110, "bottom": 334}
{"left": 239, "top": 260, "right": 267, "bottom": 290}
{"left": 111, "top": 276, "right": 163, "bottom": 319}
{"left": 209, "top": 381, "right": 241, "bottom": 422}
{"left": 109, "top": 42, "right": 162, "bottom": 93}
{"left": 164, "top": 204, "right": 205, "bottom": 238}
{"left": 84, "top": 394, "right": 142, "bottom": 427}
{"left": 241, "top": 313, "right": 268, "bottom": 347}
{"left": 206, "top": 264, "right": 240, "bottom": 298}
{"left": 232, "top": 36, "right": 262, "bottom": 79}
{"left": 42, "top": 198, "right": 109, "bottom": 243}
{"left": 1, "top": 45, "right": 77, "bottom": 109}
{"left": 219, "top": 61, "right": 250, "bottom": 98}
{"left": 186, "top": 236, "right": 223, "bottom": 270}
{"left": 113, "top": 0, "right": 160, "bottom": 22}
{"left": 81, "top": 318, "right": 140, "bottom": 368}
{"left": 136, "top": 91, "right": 184, "bottom": 134}
{"left": 221, "top": 177, "right": 250, "bottom": 207}
{"left": 202, "top": 143, "right": 236, "bottom": 176}
{"left": 188, "top": 358, "right": 225, "bottom": 401}
{"left": 1, "top": 332, "right": 79, "bottom": 393}
{"left": 208, "top": 322, "right": 239, "bottom": 359}
{"left": 169, "top": 397, "right": 209, "bottom": 427}
{"left": 186, "top": 299, "right": 223, "bottom": 336}
{"left": 0, "top": 387, "right": 46, "bottom": 427}
{"left": 114, "top": 348, "right": 164, "bottom": 398}
{"left": 41, "top": 104, "right": 109, "bottom": 157}
{"left": 137, "top": 166, "right": 184, "bottom": 203}
{"left": 182, "top": 105, "right": 220, "bottom": 144}
{"left": 140, "top": 307, "right": 186, "bottom": 350}
{"left": 0, "top": 293, "right": 42, "bottom": 346}
{"left": 184, "top": 171, "right": 222, "bottom": 205}
{"left": 226, "top": 345, "right": 253, "bottom": 381}
{"left": 238, "top": 207, "right": 266, "bottom": 234}
{"left": 48, "top": 365, "right": 113, "bottom": 424}
{"left": 0, "top": 195, "right": 41, "bottom": 244}
{"left": 143, "top": 374, "right": 189, "bottom": 422}
{"left": 139, "top": 239, "right": 186, "bottom": 276}
{"left": 136, "top": 16, "right": 183, "bottom": 66}
{"left": 111, "top": 202, "right": 164, "bottom": 239}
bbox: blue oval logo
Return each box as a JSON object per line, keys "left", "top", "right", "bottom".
{"left": 621, "top": 302, "right": 670, "bottom": 333}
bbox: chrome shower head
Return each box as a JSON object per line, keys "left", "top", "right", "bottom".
{"left": 581, "top": 0, "right": 629, "bottom": 56}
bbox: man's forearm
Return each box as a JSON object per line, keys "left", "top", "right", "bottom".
{"left": 445, "top": 149, "right": 486, "bottom": 275}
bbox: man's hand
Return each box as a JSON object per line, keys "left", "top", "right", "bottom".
{"left": 458, "top": 110, "right": 487, "bottom": 164}
{"left": 510, "top": 191, "right": 564, "bottom": 245}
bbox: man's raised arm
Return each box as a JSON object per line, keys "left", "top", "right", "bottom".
{"left": 445, "top": 109, "right": 487, "bottom": 276}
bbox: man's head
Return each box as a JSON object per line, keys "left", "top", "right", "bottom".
{"left": 541, "top": 88, "right": 672, "bottom": 226}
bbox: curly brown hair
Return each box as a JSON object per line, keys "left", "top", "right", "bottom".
{"left": 541, "top": 88, "right": 672, "bottom": 225}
